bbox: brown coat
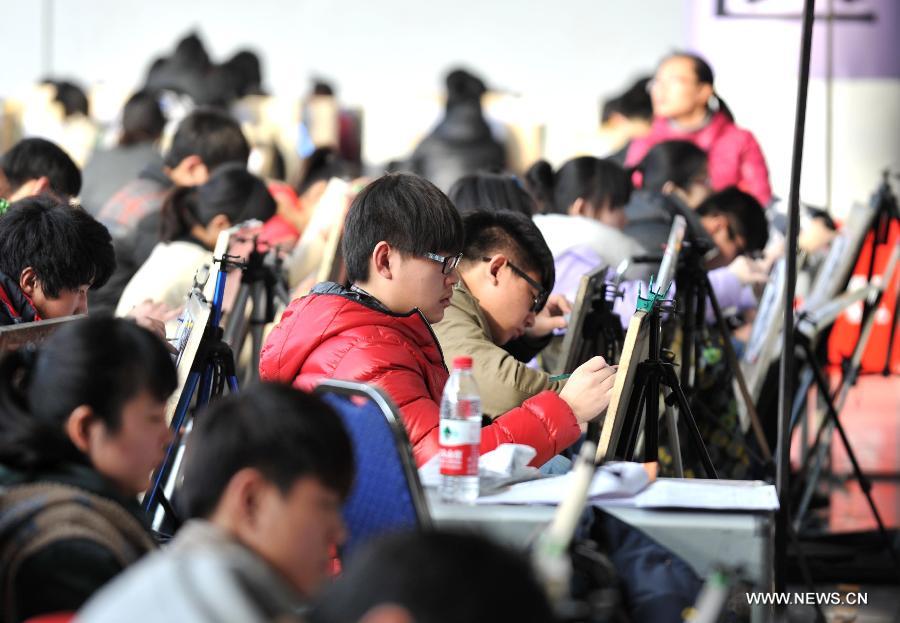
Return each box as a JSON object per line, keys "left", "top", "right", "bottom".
{"left": 434, "top": 279, "right": 565, "bottom": 419}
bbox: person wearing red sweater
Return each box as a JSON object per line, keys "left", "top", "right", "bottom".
{"left": 625, "top": 52, "right": 772, "bottom": 208}
{"left": 260, "top": 173, "right": 616, "bottom": 468}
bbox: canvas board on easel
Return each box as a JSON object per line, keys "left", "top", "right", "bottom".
{"left": 595, "top": 309, "right": 651, "bottom": 464}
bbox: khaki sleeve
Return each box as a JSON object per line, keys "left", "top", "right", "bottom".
{"left": 435, "top": 304, "right": 561, "bottom": 419}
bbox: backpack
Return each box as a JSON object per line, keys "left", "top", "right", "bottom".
{"left": 0, "top": 482, "right": 155, "bottom": 622}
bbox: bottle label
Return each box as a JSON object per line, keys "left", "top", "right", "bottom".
{"left": 439, "top": 418, "right": 480, "bottom": 477}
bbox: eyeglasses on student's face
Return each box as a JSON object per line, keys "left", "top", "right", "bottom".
{"left": 482, "top": 257, "right": 548, "bottom": 314}
{"left": 421, "top": 251, "right": 463, "bottom": 275}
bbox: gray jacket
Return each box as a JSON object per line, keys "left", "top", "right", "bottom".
{"left": 77, "top": 521, "right": 305, "bottom": 623}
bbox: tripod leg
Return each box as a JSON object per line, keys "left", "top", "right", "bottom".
{"left": 248, "top": 282, "right": 266, "bottom": 383}
{"left": 786, "top": 517, "right": 828, "bottom": 623}
{"left": 804, "top": 343, "right": 900, "bottom": 578}
{"left": 620, "top": 367, "right": 649, "bottom": 461}
{"left": 223, "top": 284, "right": 251, "bottom": 348}
{"left": 794, "top": 424, "right": 831, "bottom": 532}
{"left": 145, "top": 371, "right": 201, "bottom": 515}
{"left": 704, "top": 275, "right": 773, "bottom": 463}
{"left": 663, "top": 396, "right": 685, "bottom": 478}
{"left": 662, "top": 365, "right": 719, "bottom": 479}
{"left": 882, "top": 280, "right": 900, "bottom": 376}
{"left": 788, "top": 367, "right": 814, "bottom": 463}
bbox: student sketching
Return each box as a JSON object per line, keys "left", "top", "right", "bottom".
{"left": 260, "top": 173, "right": 616, "bottom": 469}
{"left": 528, "top": 156, "right": 646, "bottom": 300}
{"left": 91, "top": 107, "right": 250, "bottom": 316}
{"left": 0, "top": 196, "right": 114, "bottom": 326}
{"left": 0, "top": 317, "right": 176, "bottom": 622}
{"left": 115, "top": 163, "right": 276, "bottom": 316}
{"left": 434, "top": 210, "right": 572, "bottom": 419}
{"left": 0, "top": 137, "right": 82, "bottom": 203}
{"left": 79, "top": 384, "right": 354, "bottom": 623}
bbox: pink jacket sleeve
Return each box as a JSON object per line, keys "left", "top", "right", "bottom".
{"left": 737, "top": 132, "right": 773, "bottom": 207}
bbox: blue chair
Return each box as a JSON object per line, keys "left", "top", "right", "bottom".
{"left": 315, "top": 379, "right": 431, "bottom": 561}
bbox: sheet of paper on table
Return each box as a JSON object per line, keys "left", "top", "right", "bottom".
{"left": 476, "top": 462, "right": 650, "bottom": 505}
{"left": 477, "top": 471, "right": 779, "bottom": 512}
{"left": 624, "top": 478, "right": 779, "bottom": 511}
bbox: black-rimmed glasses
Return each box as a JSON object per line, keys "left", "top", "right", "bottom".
{"left": 482, "top": 257, "right": 548, "bottom": 313}
{"left": 421, "top": 251, "right": 463, "bottom": 275}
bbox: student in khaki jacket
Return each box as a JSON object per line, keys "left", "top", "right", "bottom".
{"left": 434, "top": 210, "right": 577, "bottom": 418}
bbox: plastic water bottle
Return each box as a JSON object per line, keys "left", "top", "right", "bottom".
{"left": 439, "top": 356, "right": 482, "bottom": 503}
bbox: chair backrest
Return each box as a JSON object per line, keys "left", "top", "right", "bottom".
{"left": 315, "top": 379, "right": 431, "bottom": 561}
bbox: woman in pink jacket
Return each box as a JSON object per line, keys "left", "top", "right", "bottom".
{"left": 626, "top": 52, "right": 772, "bottom": 207}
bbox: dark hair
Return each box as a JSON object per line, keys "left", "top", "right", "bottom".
{"left": 342, "top": 173, "right": 464, "bottom": 283}
{"left": 445, "top": 68, "right": 487, "bottom": 108}
{"left": 0, "top": 196, "right": 115, "bottom": 296}
{"left": 696, "top": 186, "right": 769, "bottom": 253}
{"left": 601, "top": 76, "right": 653, "bottom": 124}
{"left": 159, "top": 163, "right": 276, "bottom": 243}
{"left": 528, "top": 157, "right": 632, "bottom": 215}
{"left": 312, "top": 79, "right": 335, "bottom": 97}
{"left": 178, "top": 383, "right": 355, "bottom": 519}
{"left": 120, "top": 90, "right": 166, "bottom": 146}
{"left": 663, "top": 52, "right": 734, "bottom": 122}
{"left": 0, "top": 138, "right": 82, "bottom": 198}
{"left": 0, "top": 317, "right": 176, "bottom": 471}
{"left": 172, "top": 32, "right": 211, "bottom": 72}
{"left": 223, "top": 50, "right": 263, "bottom": 98}
{"left": 42, "top": 79, "right": 90, "bottom": 118}
{"left": 297, "top": 147, "right": 353, "bottom": 196}
{"left": 311, "top": 530, "right": 557, "bottom": 623}
{"left": 448, "top": 173, "right": 535, "bottom": 217}
{"left": 633, "top": 140, "right": 708, "bottom": 194}
{"left": 523, "top": 160, "right": 555, "bottom": 214}
{"left": 462, "top": 210, "right": 554, "bottom": 295}
{"left": 163, "top": 108, "right": 250, "bottom": 170}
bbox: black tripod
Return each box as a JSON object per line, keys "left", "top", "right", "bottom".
{"left": 789, "top": 316, "right": 900, "bottom": 580}
{"left": 789, "top": 175, "right": 899, "bottom": 519}
{"left": 575, "top": 281, "right": 626, "bottom": 370}
{"left": 144, "top": 254, "right": 244, "bottom": 536}
{"left": 675, "top": 242, "right": 775, "bottom": 473}
{"left": 223, "top": 238, "right": 291, "bottom": 383}
{"left": 613, "top": 293, "right": 718, "bottom": 478}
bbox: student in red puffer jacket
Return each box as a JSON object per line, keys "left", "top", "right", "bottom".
{"left": 260, "top": 173, "right": 617, "bottom": 469}
{"left": 625, "top": 52, "right": 772, "bottom": 208}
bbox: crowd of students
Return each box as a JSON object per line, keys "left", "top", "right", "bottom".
{"left": 0, "top": 37, "right": 804, "bottom": 622}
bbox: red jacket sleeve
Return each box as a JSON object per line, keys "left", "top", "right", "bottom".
{"left": 331, "top": 339, "right": 581, "bottom": 467}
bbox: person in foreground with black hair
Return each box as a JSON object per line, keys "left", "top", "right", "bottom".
{"left": 78, "top": 383, "right": 355, "bottom": 623}
{"left": 0, "top": 317, "right": 177, "bottom": 622}
{"left": 0, "top": 196, "right": 115, "bottom": 325}
{"left": 435, "top": 210, "right": 581, "bottom": 418}
{"left": 311, "top": 530, "right": 558, "bottom": 623}
{"left": 260, "top": 173, "right": 616, "bottom": 469}
{"left": 0, "top": 137, "right": 82, "bottom": 202}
